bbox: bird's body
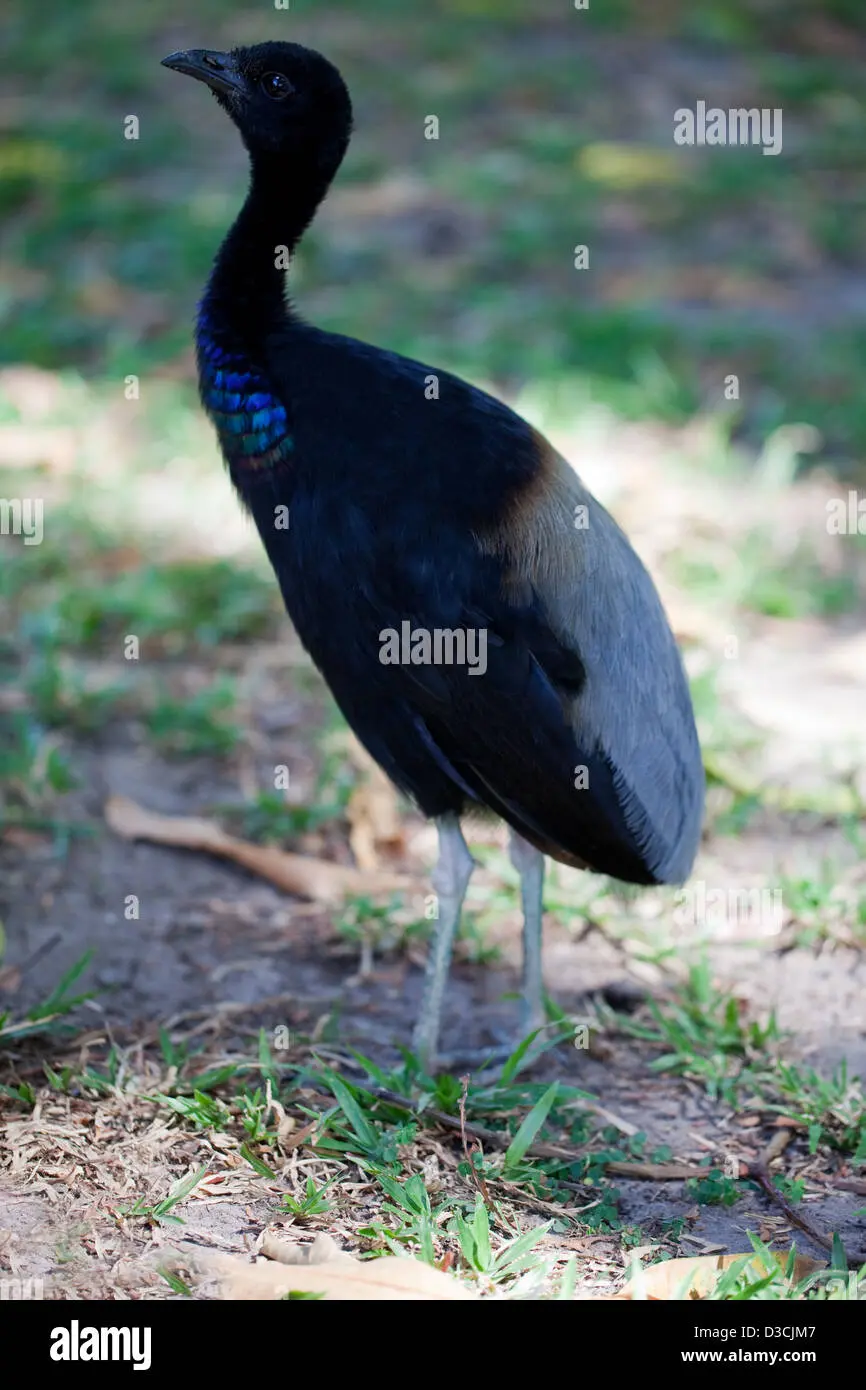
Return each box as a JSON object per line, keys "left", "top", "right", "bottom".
{"left": 163, "top": 41, "right": 704, "bottom": 1068}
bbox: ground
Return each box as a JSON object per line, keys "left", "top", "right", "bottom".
{"left": 1, "top": 0, "right": 865, "bottom": 1302}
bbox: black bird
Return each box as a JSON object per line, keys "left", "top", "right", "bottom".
{"left": 162, "top": 42, "right": 704, "bottom": 1070}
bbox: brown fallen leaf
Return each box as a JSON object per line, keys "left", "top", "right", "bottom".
{"left": 618, "top": 1250, "right": 825, "bottom": 1301}
{"left": 105, "top": 796, "right": 415, "bottom": 905}
{"left": 261, "top": 1233, "right": 350, "bottom": 1266}
{"left": 762, "top": 1128, "right": 794, "bottom": 1162}
{"left": 0, "top": 826, "right": 51, "bottom": 851}
{"left": 346, "top": 734, "right": 407, "bottom": 869}
{"left": 280, "top": 1120, "right": 318, "bottom": 1153}
{"left": 177, "top": 1233, "right": 474, "bottom": 1300}
{"left": 0, "top": 966, "right": 22, "bottom": 994}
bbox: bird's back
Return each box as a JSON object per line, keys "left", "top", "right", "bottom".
{"left": 219, "top": 324, "right": 704, "bottom": 888}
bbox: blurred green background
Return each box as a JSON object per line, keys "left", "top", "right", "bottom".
{"left": 2, "top": 0, "right": 866, "bottom": 456}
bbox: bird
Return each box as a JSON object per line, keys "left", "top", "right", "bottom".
{"left": 162, "top": 41, "right": 704, "bottom": 1073}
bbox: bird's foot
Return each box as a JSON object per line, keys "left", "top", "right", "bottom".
{"left": 418, "top": 1015, "right": 570, "bottom": 1081}
{"left": 422, "top": 1040, "right": 515, "bottom": 1077}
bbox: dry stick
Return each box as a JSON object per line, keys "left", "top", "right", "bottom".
{"left": 458, "top": 1074, "right": 491, "bottom": 1204}
{"left": 742, "top": 1130, "right": 863, "bottom": 1268}
{"left": 15, "top": 932, "right": 63, "bottom": 977}
{"left": 830, "top": 1177, "right": 866, "bottom": 1197}
{"left": 745, "top": 1163, "right": 834, "bottom": 1255}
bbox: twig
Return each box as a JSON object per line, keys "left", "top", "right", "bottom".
{"left": 826, "top": 1177, "right": 866, "bottom": 1197}
{"left": 458, "top": 1072, "right": 491, "bottom": 1204}
{"left": 742, "top": 1131, "right": 864, "bottom": 1267}
{"left": 16, "top": 933, "right": 64, "bottom": 977}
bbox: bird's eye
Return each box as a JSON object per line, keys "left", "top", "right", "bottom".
{"left": 261, "top": 72, "right": 294, "bottom": 101}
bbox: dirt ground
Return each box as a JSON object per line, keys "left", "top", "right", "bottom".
{"left": 2, "top": 413, "right": 865, "bottom": 1298}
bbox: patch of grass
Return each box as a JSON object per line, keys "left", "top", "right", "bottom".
{"left": 451, "top": 1195, "right": 551, "bottom": 1285}
{"left": 114, "top": 1164, "right": 210, "bottom": 1227}
{"left": 281, "top": 1175, "right": 338, "bottom": 1219}
{"left": 37, "top": 560, "right": 277, "bottom": 654}
{"left": 336, "top": 895, "right": 430, "bottom": 974}
{"left": 773, "top": 1173, "right": 806, "bottom": 1206}
{"left": 7, "top": 543, "right": 274, "bottom": 699}
{"left": 359, "top": 1172, "right": 442, "bottom": 1261}
{"left": 685, "top": 1168, "right": 742, "bottom": 1208}
{"left": 237, "top": 791, "right": 335, "bottom": 844}
{"left": 1, "top": 471, "right": 282, "bottom": 828}
{"left": 158, "top": 1269, "right": 193, "bottom": 1297}
{"left": 0, "top": 951, "right": 94, "bottom": 1049}
{"left": 153, "top": 1090, "right": 231, "bottom": 1131}
{"left": 767, "top": 1061, "right": 866, "bottom": 1163}
{"left": 674, "top": 528, "right": 861, "bottom": 620}
{"left": 144, "top": 677, "right": 241, "bottom": 756}
{"left": 12, "top": 1020, "right": 859, "bottom": 1298}
{"left": 0, "top": 712, "right": 77, "bottom": 833}
{"left": 613, "top": 962, "right": 866, "bottom": 1168}
{"left": 327, "top": 1050, "right": 627, "bottom": 1234}
{"left": 238, "top": 1087, "right": 281, "bottom": 1144}
{"left": 616, "top": 959, "right": 780, "bottom": 1105}
{"left": 780, "top": 862, "right": 865, "bottom": 948}
{"left": 23, "top": 651, "right": 131, "bottom": 735}
{"left": 502, "top": 1082, "right": 560, "bottom": 1174}
{"left": 316, "top": 1072, "right": 416, "bottom": 1173}
{"left": 706, "top": 1232, "right": 861, "bottom": 1302}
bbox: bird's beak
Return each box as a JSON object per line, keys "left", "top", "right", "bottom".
{"left": 161, "top": 49, "right": 245, "bottom": 99}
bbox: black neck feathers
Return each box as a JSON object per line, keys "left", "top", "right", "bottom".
{"left": 203, "top": 141, "right": 347, "bottom": 351}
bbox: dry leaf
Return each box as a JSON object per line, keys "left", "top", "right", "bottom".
{"left": 618, "top": 1250, "right": 826, "bottom": 1301}
{"left": 261, "top": 1233, "right": 350, "bottom": 1266}
{"left": 178, "top": 1236, "right": 474, "bottom": 1300}
{"left": 105, "top": 796, "right": 414, "bottom": 904}
{"left": 0, "top": 965, "right": 22, "bottom": 994}
{"left": 280, "top": 1120, "right": 317, "bottom": 1153}
{"left": 0, "top": 826, "right": 50, "bottom": 851}
{"left": 346, "top": 735, "right": 406, "bottom": 869}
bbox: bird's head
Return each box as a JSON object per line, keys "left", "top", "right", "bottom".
{"left": 162, "top": 41, "right": 352, "bottom": 174}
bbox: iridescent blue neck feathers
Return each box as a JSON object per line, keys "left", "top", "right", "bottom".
{"left": 196, "top": 308, "right": 293, "bottom": 472}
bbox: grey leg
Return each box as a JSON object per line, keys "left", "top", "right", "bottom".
{"left": 412, "top": 814, "right": 474, "bottom": 1072}
{"left": 509, "top": 830, "right": 547, "bottom": 1038}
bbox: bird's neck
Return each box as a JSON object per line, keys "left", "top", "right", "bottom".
{"left": 200, "top": 151, "right": 331, "bottom": 353}
{"left": 196, "top": 153, "right": 333, "bottom": 475}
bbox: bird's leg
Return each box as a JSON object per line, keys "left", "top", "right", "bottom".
{"left": 509, "top": 830, "right": 547, "bottom": 1040}
{"left": 433, "top": 832, "right": 550, "bottom": 1081}
{"left": 412, "top": 814, "right": 474, "bottom": 1073}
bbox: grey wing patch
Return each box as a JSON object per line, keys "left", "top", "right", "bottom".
{"left": 477, "top": 439, "right": 704, "bottom": 883}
